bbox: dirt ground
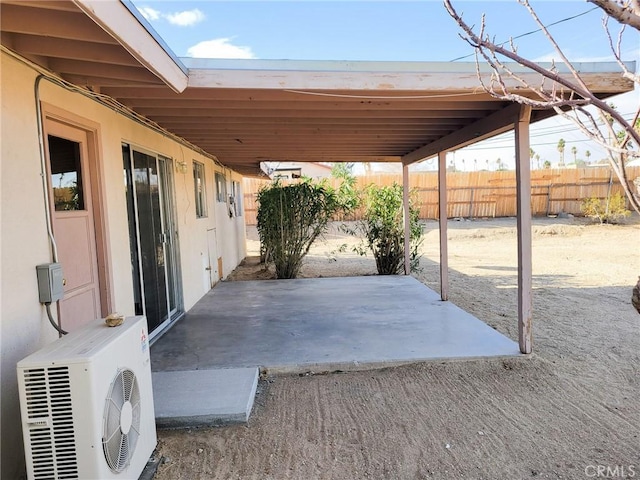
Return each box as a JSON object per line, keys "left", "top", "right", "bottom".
{"left": 155, "top": 216, "right": 640, "bottom": 480}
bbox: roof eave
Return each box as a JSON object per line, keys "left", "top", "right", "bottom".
{"left": 72, "top": 0, "right": 188, "bottom": 93}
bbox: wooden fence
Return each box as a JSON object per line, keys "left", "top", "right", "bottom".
{"left": 243, "top": 166, "right": 640, "bottom": 225}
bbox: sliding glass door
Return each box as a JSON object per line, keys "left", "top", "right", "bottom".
{"left": 123, "top": 145, "right": 182, "bottom": 337}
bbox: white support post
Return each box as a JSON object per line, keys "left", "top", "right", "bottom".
{"left": 438, "top": 151, "right": 449, "bottom": 301}
{"left": 403, "top": 163, "right": 411, "bottom": 275}
{"left": 515, "top": 105, "right": 533, "bottom": 354}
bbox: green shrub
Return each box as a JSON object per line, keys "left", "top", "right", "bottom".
{"left": 580, "top": 192, "right": 630, "bottom": 224}
{"left": 330, "top": 163, "right": 360, "bottom": 218}
{"left": 347, "top": 183, "right": 423, "bottom": 275}
{"left": 256, "top": 180, "right": 340, "bottom": 279}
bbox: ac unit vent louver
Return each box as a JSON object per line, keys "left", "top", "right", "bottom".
{"left": 22, "top": 366, "right": 78, "bottom": 480}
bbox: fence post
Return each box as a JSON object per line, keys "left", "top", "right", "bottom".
{"left": 546, "top": 184, "right": 552, "bottom": 216}
{"left": 605, "top": 169, "right": 613, "bottom": 216}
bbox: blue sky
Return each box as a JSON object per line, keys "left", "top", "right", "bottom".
{"left": 131, "top": 1, "right": 639, "bottom": 62}
{"left": 131, "top": 0, "right": 639, "bottom": 170}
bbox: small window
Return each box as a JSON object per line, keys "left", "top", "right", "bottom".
{"left": 193, "top": 161, "right": 206, "bottom": 218}
{"left": 215, "top": 172, "right": 227, "bottom": 203}
{"left": 48, "top": 135, "right": 84, "bottom": 211}
{"left": 232, "top": 181, "right": 243, "bottom": 216}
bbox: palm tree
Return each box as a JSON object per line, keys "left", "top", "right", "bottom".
{"left": 535, "top": 154, "right": 541, "bottom": 169}
{"left": 485, "top": 159, "right": 490, "bottom": 171}
{"left": 585, "top": 150, "right": 591, "bottom": 164}
{"left": 557, "top": 139, "right": 566, "bottom": 167}
{"left": 529, "top": 148, "right": 535, "bottom": 169}
{"left": 571, "top": 146, "right": 578, "bottom": 164}
{"left": 474, "top": 158, "right": 478, "bottom": 171}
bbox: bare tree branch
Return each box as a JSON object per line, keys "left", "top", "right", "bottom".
{"left": 604, "top": 17, "right": 640, "bottom": 83}
{"left": 588, "top": 0, "right": 640, "bottom": 29}
{"left": 444, "top": 0, "right": 640, "bottom": 214}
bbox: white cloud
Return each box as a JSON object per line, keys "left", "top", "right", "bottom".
{"left": 138, "top": 6, "right": 161, "bottom": 21}
{"left": 187, "top": 38, "right": 256, "bottom": 59}
{"left": 165, "top": 9, "right": 205, "bottom": 27}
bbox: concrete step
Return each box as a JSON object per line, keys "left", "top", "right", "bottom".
{"left": 152, "top": 367, "right": 259, "bottom": 428}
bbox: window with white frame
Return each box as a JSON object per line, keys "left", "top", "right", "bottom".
{"left": 193, "top": 161, "right": 206, "bottom": 218}
{"left": 232, "top": 181, "right": 243, "bottom": 216}
{"left": 215, "top": 172, "right": 227, "bottom": 203}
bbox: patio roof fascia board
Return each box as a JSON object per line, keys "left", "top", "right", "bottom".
{"left": 71, "top": 0, "right": 188, "bottom": 93}
{"left": 402, "top": 102, "right": 523, "bottom": 165}
{"left": 181, "top": 58, "right": 635, "bottom": 74}
{"left": 183, "top": 58, "right": 635, "bottom": 92}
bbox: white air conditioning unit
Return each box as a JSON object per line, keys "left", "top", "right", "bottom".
{"left": 17, "top": 316, "right": 157, "bottom": 480}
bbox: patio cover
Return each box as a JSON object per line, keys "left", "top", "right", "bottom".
{"left": 0, "top": 1, "right": 634, "bottom": 176}
{"left": 1, "top": 0, "right": 636, "bottom": 354}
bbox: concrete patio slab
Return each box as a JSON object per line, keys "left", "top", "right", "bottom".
{"left": 152, "top": 367, "right": 259, "bottom": 428}
{"left": 151, "top": 275, "right": 520, "bottom": 374}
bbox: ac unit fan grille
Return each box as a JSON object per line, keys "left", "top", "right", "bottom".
{"left": 103, "top": 368, "right": 141, "bottom": 473}
{"left": 23, "top": 366, "right": 79, "bottom": 480}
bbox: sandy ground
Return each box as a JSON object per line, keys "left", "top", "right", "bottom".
{"left": 155, "top": 216, "right": 640, "bottom": 480}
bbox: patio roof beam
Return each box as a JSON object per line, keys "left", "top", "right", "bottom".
{"left": 175, "top": 129, "right": 456, "bottom": 137}
{"left": 0, "top": 3, "right": 118, "bottom": 44}
{"left": 48, "top": 59, "right": 164, "bottom": 84}
{"left": 515, "top": 104, "right": 533, "bottom": 354}
{"left": 104, "top": 87, "right": 500, "bottom": 102}
{"left": 255, "top": 158, "right": 402, "bottom": 167}
{"left": 113, "top": 99, "right": 503, "bottom": 111}
{"left": 9, "top": 34, "right": 142, "bottom": 67}
{"left": 135, "top": 108, "right": 493, "bottom": 119}
{"left": 401, "top": 103, "right": 522, "bottom": 165}
{"left": 138, "top": 117, "right": 473, "bottom": 127}
{"left": 60, "top": 74, "right": 165, "bottom": 87}
{"left": 181, "top": 141, "right": 447, "bottom": 149}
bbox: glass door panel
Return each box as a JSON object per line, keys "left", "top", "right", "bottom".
{"left": 124, "top": 146, "right": 182, "bottom": 337}
{"left": 132, "top": 150, "right": 169, "bottom": 332}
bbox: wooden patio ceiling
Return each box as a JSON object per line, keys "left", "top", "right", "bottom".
{"left": 101, "top": 85, "right": 514, "bottom": 170}
{"left": 1, "top": 1, "right": 635, "bottom": 177}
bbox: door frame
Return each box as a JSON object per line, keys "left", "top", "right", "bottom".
{"left": 41, "top": 103, "right": 113, "bottom": 316}
{"left": 157, "top": 155, "right": 184, "bottom": 323}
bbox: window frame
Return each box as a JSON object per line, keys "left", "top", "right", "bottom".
{"left": 215, "top": 172, "right": 227, "bottom": 203}
{"left": 232, "top": 180, "right": 243, "bottom": 216}
{"left": 193, "top": 160, "right": 207, "bottom": 218}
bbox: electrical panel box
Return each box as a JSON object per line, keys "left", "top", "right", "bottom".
{"left": 36, "top": 263, "right": 64, "bottom": 303}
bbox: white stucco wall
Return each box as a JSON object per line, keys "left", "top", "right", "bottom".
{"left": 0, "top": 52, "right": 247, "bottom": 478}
{"left": 213, "top": 168, "right": 246, "bottom": 277}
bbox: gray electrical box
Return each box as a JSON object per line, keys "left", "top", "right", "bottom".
{"left": 36, "top": 263, "right": 64, "bottom": 303}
